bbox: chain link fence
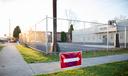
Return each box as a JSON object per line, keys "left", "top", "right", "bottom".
{"left": 19, "top": 17, "right": 128, "bottom": 53}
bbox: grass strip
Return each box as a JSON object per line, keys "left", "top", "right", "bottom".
{"left": 16, "top": 45, "right": 128, "bottom": 63}
{"left": 0, "top": 45, "right": 4, "bottom": 51}
{"left": 16, "top": 45, "right": 59, "bottom": 63}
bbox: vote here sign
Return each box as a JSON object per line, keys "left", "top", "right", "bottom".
{"left": 60, "top": 51, "right": 82, "bottom": 68}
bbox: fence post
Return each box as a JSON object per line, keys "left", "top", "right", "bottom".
{"left": 35, "top": 24, "right": 36, "bottom": 42}
{"left": 46, "top": 16, "right": 48, "bottom": 54}
{"left": 107, "top": 24, "right": 109, "bottom": 51}
{"left": 125, "top": 26, "right": 127, "bottom": 48}
{"left": 83, "top": 22, "right": 85, "bottom": 42}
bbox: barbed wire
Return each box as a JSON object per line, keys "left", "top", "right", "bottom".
{"left": 47, "top": 16, "right": 109, "bottom": 25}
{"left": 34, "top": 17, "right": 46, "bottom": 25}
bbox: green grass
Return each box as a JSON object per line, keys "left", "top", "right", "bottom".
{"left": 16, "top": 45, "right": 59, "bottom": 63}
{"left": 36, "top": 61, "right": 128, "bottom": 76}
{"left": 82, "top": 48, "right": 128, "bottom": 58}
{"left": 0, "top": 45, "right": 4, "bottom": 51}
{"left": 16, "top": 44, "right": 128, "bottom": 63}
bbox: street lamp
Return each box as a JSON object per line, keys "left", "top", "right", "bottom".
{"left": 9, "top": 18, "right": 11, "bottom": 38}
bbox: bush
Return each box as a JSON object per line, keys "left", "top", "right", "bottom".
{"left": 61, "top": 31, "right": 67, "bottom": 42}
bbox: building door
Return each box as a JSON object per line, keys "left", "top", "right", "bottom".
{"left": 103, "top": 35, "right": 107, "bottom": 44}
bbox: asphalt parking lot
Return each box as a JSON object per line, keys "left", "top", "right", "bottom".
{"left": 29, "top": 42, "right": 109, "bottom": 52}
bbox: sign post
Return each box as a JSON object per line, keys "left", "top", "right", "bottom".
{"left": 60, "top": 51, "right": 82, "bottom": 68}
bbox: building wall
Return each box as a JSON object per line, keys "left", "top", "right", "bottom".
{"left": 72, "top": 32, "right": 115, "bottom": 44}
{"left": 72, "top": 24, "right": 128, "bottom": 46}
{"left": 19, "top": 31, "right": 47, "bottom": 43}
{"left": 73, "top": 33, "right": 102, "bottom": 43}
{"left": 19, "top": 31, "right": 70, "bottom": 43}
{"left": 119, "top": 31, "right": 128, "bottom": 44}
{"left": 72, "top": 25, "right": 116, "bottom": 44}
{"left": 56, "top": 32, "right": 61, "bottom": 42}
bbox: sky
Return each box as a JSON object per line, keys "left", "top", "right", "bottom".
{"left": 0, "top": 0, "right": 128, "bottom": 37}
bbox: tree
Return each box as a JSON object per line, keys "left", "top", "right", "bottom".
{"left": 61, "top": 31, "right": 67, "bottom": 42}
{"left": 65, "top": 10, "right": 77, "bottom": 42}
{"left": 65, "top": 9, "right": 78, "bottom": 25}
{"left": 13, "top": 26, "right": 21, "bottom": 41}
{"left": 114, "top": 15, "right": 127, "bottom": 21}
{"left": 68, "top": 24, "right": 74, "bottom": 42}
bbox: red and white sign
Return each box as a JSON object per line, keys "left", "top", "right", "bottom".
{"left": 60, "top": 51, "right": 82, "bottom": 68}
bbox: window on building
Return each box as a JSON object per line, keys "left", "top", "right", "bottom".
{"left": 120, "top": 33, "right": 123, "bottom": 39}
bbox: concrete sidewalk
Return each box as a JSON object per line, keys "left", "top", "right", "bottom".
{"left": 29, "top": 54, "right": 128, "bottom": 75}
{"left": 0, "top": 43, "right": 33, "bottom": 76}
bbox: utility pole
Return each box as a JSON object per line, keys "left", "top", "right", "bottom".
{"left": 125, "top": 26, "right": 127, "bottom": 48}
{"left": 35, "top": 24, "right": 36, "bottom": 42}
{"left": 51, "top": 0, "right": 58, "bottom": 53}
{"left": 9, "top": 18, "right": 11, "bottom": 38}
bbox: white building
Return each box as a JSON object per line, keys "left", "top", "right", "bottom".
{"left": 72, "top": 19, "right": 128, "bottom": 47}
